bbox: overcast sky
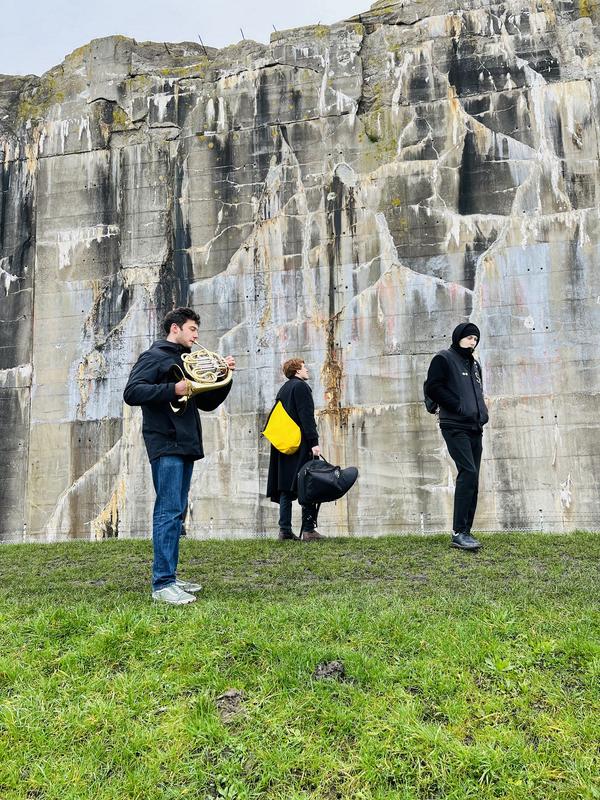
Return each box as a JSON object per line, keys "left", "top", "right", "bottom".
{"left": 1, "top": 0, "right": 368, "bottom": 77}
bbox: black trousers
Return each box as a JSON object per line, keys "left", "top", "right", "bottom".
{"left": 441, "top": 427, "right": 483, "bottom": 535}
{"left": 279, "top": 491, "right": 318, "bottom": 533}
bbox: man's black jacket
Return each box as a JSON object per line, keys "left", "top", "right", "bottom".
{"left": 425, "top": 324, "right": 489, "bottom": 431}
{"left": 123, "top": 339, "right": 232, "bottom": 461}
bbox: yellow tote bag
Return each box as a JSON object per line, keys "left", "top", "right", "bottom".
{"left": 262, "top": 400, "right": 301, "bottom": 455}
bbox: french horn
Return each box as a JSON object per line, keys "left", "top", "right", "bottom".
{"left": 170, "top": 345, "right": 233, "bottom": 413}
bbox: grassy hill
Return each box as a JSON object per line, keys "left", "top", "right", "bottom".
{"left": 0, "top": 533, "right": 598, "bottom": 799}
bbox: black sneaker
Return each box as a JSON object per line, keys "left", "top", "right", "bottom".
{"left": 451, "top": 532, "right": 481, "bottom": 551}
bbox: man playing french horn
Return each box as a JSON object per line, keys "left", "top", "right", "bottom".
{"left": 124, "top": 307, "right": 235, "bottom": 605}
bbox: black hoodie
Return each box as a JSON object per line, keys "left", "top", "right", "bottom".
{"left": 425, "top": 323, "right": 489, "bottom": 431}
{"left": 123, "top": 339, "right": 232, "bottom": 461}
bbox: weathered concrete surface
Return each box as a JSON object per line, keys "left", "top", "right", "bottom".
{"left": 2, "top": 0, "right": 600, "bottom": 541}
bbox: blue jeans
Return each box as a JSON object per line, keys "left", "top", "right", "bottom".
{"left": 151, "top": 455, "right": 194, "bottom": 591}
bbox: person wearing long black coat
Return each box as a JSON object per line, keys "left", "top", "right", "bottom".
{"left": 266, "top": 358, "right": 324, "bottom": 541}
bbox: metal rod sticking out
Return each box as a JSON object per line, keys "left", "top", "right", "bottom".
{"left": 197, "top": 34, "right": 208, "bottom": 57}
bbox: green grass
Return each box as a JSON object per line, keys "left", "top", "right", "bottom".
{"left": 0, "top": 533, "right": 598, "bottom": 800}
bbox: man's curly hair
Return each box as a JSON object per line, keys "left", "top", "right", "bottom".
{"left": 162, "top": 307, "right": 200, "bottom": 335}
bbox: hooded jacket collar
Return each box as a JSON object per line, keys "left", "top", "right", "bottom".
{"left": 150, "top": 339, "right": 191, "bottom": 355}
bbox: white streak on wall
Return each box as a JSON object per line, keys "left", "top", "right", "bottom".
{"left": 52, "top": 224, "right": 120, "bottom": 268}
{"left": 0, "top": 257, "right": 19, "bottom": 295}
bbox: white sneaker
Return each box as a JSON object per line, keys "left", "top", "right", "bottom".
{"left": 152, "top": 584, "right": 196, "bottom": 605}
{"left": 175, "top": 578, "right": 202, "bottom": 593}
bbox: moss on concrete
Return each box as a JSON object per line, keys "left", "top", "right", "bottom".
{"left": 111, "top": 105, "right": 130, "bottom": 128}
{"left": 16, "top": 75, "right": 64, "bottom": 123}
{"left": 579, "top": 0, "right": 600, "bottom": 17}
{"left": 64, "top": 44, "right": 91, "bottom": 69}
{"left": 159, "top": 58, "right": 210, "bottom": 79}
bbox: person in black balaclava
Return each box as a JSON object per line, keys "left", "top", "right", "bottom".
{"left": 424, "top": 322, "right": 489, "bottom": 550}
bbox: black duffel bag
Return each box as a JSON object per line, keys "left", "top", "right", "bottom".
{"left": 297, "top": 456, "right": 358, "bottom": 506}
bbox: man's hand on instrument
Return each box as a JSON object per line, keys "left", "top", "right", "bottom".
{"left": 312, "top": 445, "right": 321, "bottom": 457}
{"left": 224, "top": 355, "right": 236, "bottom": 370}
{"left": 174, "top": 379, "right": 189, "bottom": 397}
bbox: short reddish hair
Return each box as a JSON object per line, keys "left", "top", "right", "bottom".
{"left": 283, "top": 358, "right": 304, "bottom": 379}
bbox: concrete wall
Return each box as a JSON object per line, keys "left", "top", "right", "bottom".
{"left": 1, "top": 0, "right": 600, "bottom": 541}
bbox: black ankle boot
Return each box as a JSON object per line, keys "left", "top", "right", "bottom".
{"left": 278, "top": 529, "right": 299, "bottom": 541}
{"left": 301, "top": 528, "right": 325, "bottom": 541}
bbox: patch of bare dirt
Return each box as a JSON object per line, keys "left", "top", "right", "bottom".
{"left": 216, "top": 688, "right": 245, "bottom": 722}
{"left": 313, "top": 660, "right": 346, "bottom": 681}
